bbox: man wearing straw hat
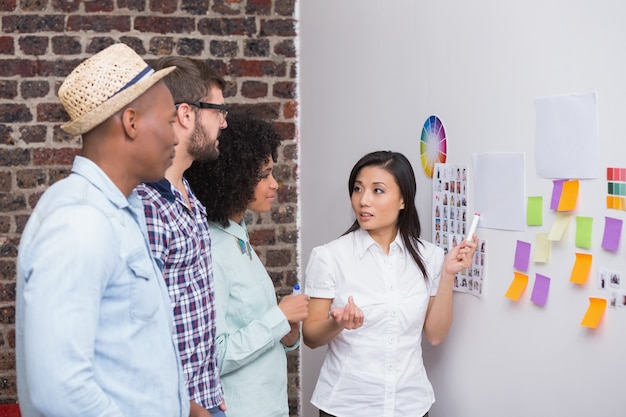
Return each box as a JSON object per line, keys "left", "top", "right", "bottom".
{"left": 137, "top": 57, "right": 228, "bottom": 417}
{"left": 16, "top": 44, "right": 189, "bottom": 417}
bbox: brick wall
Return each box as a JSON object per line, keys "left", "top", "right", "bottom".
{"left": 0, "top": 0, "right": 300, "bottom": 414}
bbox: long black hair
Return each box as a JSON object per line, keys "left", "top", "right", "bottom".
{"left": 344, "top": 151, "right": 428, "bottom": 279}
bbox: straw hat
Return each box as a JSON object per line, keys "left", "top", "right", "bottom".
{"left": 59, "top": 43, "right": 176, "bottom": 136}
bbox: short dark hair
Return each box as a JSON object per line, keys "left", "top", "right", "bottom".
{"left": 185, "top": 110, "right": 282, "bottom": 227}
{"left": 344, "top": 151, "right": 428, "bottom": 279}
{"left": 151, "top": 56, "right": 226, "bottom": 103}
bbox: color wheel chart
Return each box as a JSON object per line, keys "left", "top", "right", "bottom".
{"left": 420, "top": 115, "right": 447, "bottom": 178}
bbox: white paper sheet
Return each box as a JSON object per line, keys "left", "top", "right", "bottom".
{"left": 472, "top": 152, "right": 526, "bottom": 231}
{"left": 535, "top": 91, "right": 599, "bottom": 179}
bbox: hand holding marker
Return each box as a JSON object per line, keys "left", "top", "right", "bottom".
{"left": 466, "top": 213, "right": 480, "bottom": 242}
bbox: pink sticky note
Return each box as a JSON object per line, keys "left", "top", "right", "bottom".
{"left": 550, "top": 179, "right": 566, "bottom": 210}
{"left": 602, "top": 217, "right": 623, "bottom": 252}
{"left": 513, "top": 240, "right": 531, "bottom": 272}
{"left": 531, "top": 274, "right": 550, "bottom": 307}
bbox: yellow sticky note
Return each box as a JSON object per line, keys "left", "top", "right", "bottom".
{"left": 527, "top": 196, "right": 543, "bottom": 226}
{"left": 557, "top": 180, "right": 579, "bottom": 211}
{"left": 548, "top": 212, "right": 572, "bottom": 241}
{"left": 570, "top": 252, "right": 592, "bottom": 284}
{"left": 580, "top": 297, "right": 606, "bottom": 328}
{"left": 505, "top": 272, "right": 528, "bottom": 301}
{"left": 533, "top": 233, "right": 550, "bottom": 263}
{"left": 575, "top": 216, "right": 593, "bottom": 249}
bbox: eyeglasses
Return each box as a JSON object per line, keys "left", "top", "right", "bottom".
{"left": 175, "top": 101, "right": 229, "bottom": 121}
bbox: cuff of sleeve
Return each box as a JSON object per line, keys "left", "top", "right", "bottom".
{"left": 283, "top": 332, "right": 301, "bottom": 352}
{"left": 263, "top": 306, "right": 291, "bottom": 342}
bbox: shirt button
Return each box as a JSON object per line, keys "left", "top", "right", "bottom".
{"left": 387, "top": 364, "right": 393, "bottom": 371}
{"left": 387, "top": 391, "right": 394, "bottom": 398}
{"left": 391, "top": 310, "right": 397, "bottom": 317}
{"left": 388, "top": 337, "right": 395, "bottom": 344}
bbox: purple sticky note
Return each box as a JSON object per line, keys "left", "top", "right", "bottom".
{"left": 531, "top": 273, "right": 550, "bottom": 307}
{"left": 602, "top": 217, "right": 623, "bottom": 252}
{"left": 550, "top": 179, "right": 566, "bottom": 210}
{"left": 513, "top": 240, "right": 531, "bottom": 272}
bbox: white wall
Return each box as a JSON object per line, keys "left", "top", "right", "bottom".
{"left": 299, "top": 1, "right": 626, "bottom": 416}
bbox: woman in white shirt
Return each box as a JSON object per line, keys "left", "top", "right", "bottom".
{"left": 303, "top": 151, "right": 477, "bottom": 417}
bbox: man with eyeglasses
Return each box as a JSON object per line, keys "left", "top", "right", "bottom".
{"left": 136, "top": 57, "right": 228, "bottom": 417}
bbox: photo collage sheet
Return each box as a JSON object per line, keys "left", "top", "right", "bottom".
{"left": 432, "top": 162, "right": 486, "bottom": 297}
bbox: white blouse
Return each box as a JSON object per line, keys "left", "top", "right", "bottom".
{"left": 305, "top": 228, "right": 445, "bottom": 417}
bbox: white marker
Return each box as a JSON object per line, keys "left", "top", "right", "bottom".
{"left": 466, "top": 213, "right": 480, "bottom": 242}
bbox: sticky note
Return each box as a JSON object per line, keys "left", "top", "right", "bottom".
{"left": 575, "top": 216, "right": 593, "bottom": 249}
{"left": 569, "top": 252, "right": 592, "bottom": 285}
{"left": 548, "top": 212, "right": 572, "bottom": 241}
{"left": 557, "top": 180, "right": 579, "bottom": 211}
{"left": 602, "top": 217, "right": 622, "bottom": 252}
{"left": 531, "top": 274, "right": 550, "bottom": 307}
{"left": 550, "top": 179, "right": 566, "bottom": 210}
{"left": 505, "top": 272, "right": 528, "bottom": 301}
{"left": 533, "top": 233, "right": 550, "bottom": 263}
{"left": 527, "top": 196, "right": 543, "bottom": 226}
{"left": 513, "top": 240, "right": 531, "bottom": 272}
{"left": 580, "top": 297, "right": 606, "bottom": 328}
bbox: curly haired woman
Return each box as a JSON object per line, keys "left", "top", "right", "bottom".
{"left": 185, "top": 111, "right": 309, "bottom": 417}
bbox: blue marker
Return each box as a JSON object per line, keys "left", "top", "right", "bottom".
{"left": 292, "top": 283, "right": 301, "bottom": 295}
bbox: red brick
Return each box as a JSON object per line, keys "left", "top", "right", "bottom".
{"left": 32, "top": 147, "right": 79, "bottom": 166}
{"left": 0, "top": 37, "right": 14, "bottom": 54}
{"left": 2, "top": 15, "right": 64, "bottom": 33}
{"left": 198, "top": 17, "right": 256, "bottom": 36}
{"left": 265, "top": 248, "right": 292, "bottom": 267}
{"left": 274, "top": 39, "right": 295, "bottom": 57}
{"left": 275, "top": 0, "right": 294, "bottom": 16}
{"left": 0, "top": 284, "right": 15, "bottom": 303}
{"left": 270, "top": 204, "right": 295, "bottom": 224}
{"left": 0, "top": 149, "right": 29, "bottom": 167}
{"left": 51, "top": 0, "right": 80, "bottom": 12}
{"left": 18, "top": 36, "right": 48, "bottom": 56}
{"left": 181, "top": 0, "right": 209, "bottom": 15}
{"left": 85, "top": 0, "right": 113, "bottom": 12}
{"left": 149, "top": 37, "right": 175, "bottom": 55}
{"left": 37, "top": 103, "right": 68, "bottom": 123}
{"left": 20, "top": 80, "right": 50, "bottom": 99}
{"left": 227, "top": 59, "right": 286, "bottom": 77}
{"left": 0, "top": 172, "right": 10, "bottom": 192}
{"left": 249, "top": 228, "right": 276, "bottom": 246}
{"left": 66, "top": 15, "right": 131, "bottom": 32}
{"left": 21, "top": 0, "right": 47, "bottom": 11}
{"left": 117, "top": 0, "right": 146, "bottom": 11}
{"left": 283, "top": 100, "right": 297, "bottom": 119}
{"left": 19, "top": 125, "right": 47, "bottom": 144}
{"left": 272, "top": 81, "right": 296, "bottom": 99}
{"left": 0, "top": 260, "right": 16, "bottom": 280}
{"left": 0, "top": 0, "right": 16, "bottom": 11}
{"left": 0, "top": 194, "right": 26, "bottom": 213}
{"left": 150, "top": 0, "right": 177, "bottom": 13}
{"left": 260, "top": 18, "right": 296, "bottom": 36}
{"left": 0, "top": 104, "right": 32, "bottom": 123}
{"left": 134, "top": 17, "right": 195, "bottom": 34}
{"left": 273, "top": 121, "right": 295, "bottom": 141}
{"left": 241, "top": 80, "right": 268, "bottom": 99}
{"left": 51, "top": 35, "right": 82, "bottom": 55}
{"left": 246, "top": 0, "right": 271, "bottom": 15}
{"left": 0, "top": 81, "right": 17, "bottom": 99}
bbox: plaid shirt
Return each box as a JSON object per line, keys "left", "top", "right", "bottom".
{"left": 136, "top": 178, "right": 222, "bottom": 409}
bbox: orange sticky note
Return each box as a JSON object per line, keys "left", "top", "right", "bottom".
{"left": 580, "top": 297, "right": 606, "bottom": 328}
{"left": 505, "top": 272, "right": 528, "bottom": 301}
{"left": 570, "top": 252, "right": 592, "bottom": 284}
{"left": 557, "top": 180, "right": 579, "bottom": 211}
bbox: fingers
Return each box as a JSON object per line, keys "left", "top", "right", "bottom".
{"left": 339, "top": 296, "right": 364, "bottom": 330}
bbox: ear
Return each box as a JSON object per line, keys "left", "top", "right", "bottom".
{"left": 175, "top": 102, "right": 195, "bottom": 130}
{"left": 400, "top": 199, "right": 405, "bottom": 210}
{"left": 121, "top": 107, "right": 139, "bottom": 140}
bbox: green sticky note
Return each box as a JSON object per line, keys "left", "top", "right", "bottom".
{"left": 575, "top": 216, "right": 593, "bottom": 249}
{"left": 527, "top": 196, "right": 543, "bottom": 226}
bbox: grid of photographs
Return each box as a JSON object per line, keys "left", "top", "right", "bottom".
{"left": 432, "top": 162, "right": 486, "bottom": 297}
{"left": 599, "top": 267, "right": 626, "bottom": 309}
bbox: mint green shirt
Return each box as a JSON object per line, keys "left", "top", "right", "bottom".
{"left": 210, "top": 219, "right": 298, "bottom": 417}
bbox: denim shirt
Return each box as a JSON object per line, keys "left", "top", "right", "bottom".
{"left": 16, "top": 156, "right": 189, "bottom": 417}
